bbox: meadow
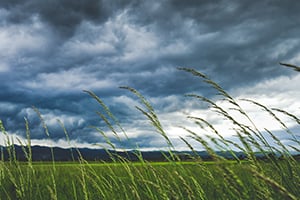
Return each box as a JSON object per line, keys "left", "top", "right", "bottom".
{"left": 0, "top": 65, "right": 299, "bottom": 200}
{"left": 1, "top": 160, "right": 299, "bottom": 200}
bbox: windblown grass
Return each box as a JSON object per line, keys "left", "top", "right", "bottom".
{"left": 0, "top": 64, "right": 299, "bottom": 199}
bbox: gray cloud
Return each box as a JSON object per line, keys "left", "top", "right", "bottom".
{"left": 2, "top": 0, "right": 110, "bottom": 36}
{"left": 0, "top": 0, "right": 299, "bottom": 150}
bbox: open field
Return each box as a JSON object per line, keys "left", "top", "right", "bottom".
{"left": 0, "top": 159, "right": 299, "bottom": 200}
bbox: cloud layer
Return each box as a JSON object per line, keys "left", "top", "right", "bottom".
{"left": 0, "top": 0, "right": 299, "bottom": 150}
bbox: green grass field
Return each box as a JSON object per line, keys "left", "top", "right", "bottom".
{"left": 1, "top": 66, "right": 299, "bottom": 199}
{"left": 1, "top": 160, "right": 299, "bottom": 200}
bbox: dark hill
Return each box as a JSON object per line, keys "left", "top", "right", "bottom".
{"left": 0, "top": 145, "right": 298, "bottom": 162}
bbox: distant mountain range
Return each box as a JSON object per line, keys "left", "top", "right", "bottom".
{"left": 0, "top": 145, "right": 298, "bottom": 162}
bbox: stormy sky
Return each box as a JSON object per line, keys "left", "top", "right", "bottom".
{"left": 0, "top": 0, "right": 299, "bottom": 150}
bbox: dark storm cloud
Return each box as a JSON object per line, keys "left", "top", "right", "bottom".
{"left": 3, "top": 0, "right": 299, "bottom": 90}
{"left": 125, "top": 0, "right": 300, "bottom": 85}
{"left": 1, "top": 0, "right": 300, "bottom": 149}
{"left": 1, "top": 0, "right": 121, "bottom": 37}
